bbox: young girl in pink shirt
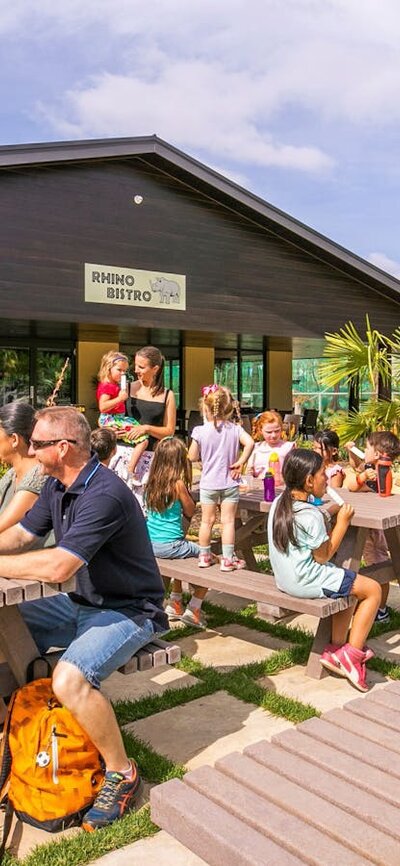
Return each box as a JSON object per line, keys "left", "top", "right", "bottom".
{"left": 96, "top": 350, "right": 148, "bottom": 478}
{"left": 247, "top": 411, "right": 295, "bottom": 487}
{"left": 312, "top": 429, "right": 345, "bottom": 489}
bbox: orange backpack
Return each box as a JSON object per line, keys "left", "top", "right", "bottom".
{"left": 0, "top": 678, "right": 104, "bottom": 836}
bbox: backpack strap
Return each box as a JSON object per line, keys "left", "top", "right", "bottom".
{"left": 26, "top": 657, "right": 53, "bottom": 683}
{"left": 0, "top": 800, "right": 14, "bottom": 864}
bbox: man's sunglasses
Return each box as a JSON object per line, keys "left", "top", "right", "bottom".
{"left": 29, "top": 439, "right": 77, "bottom": 450}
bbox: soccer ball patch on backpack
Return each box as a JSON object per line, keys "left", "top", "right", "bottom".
{"left": 0, "top": 678, "right": 104, "bottom": 833}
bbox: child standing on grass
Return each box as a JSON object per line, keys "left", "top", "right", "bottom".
{"left": 344, "top": 430, "right": 400, "bottom": 624}
{"left": 313, "top": 429, "right": 345, "bottom": 488}
{"left": 268, "top": 449, "right": 380, "bottom": 692}
{"left": 247, "top": 411, "right": 295, "bottom": 487}
{"left": 188, "top": 384, "right": 254, "bottom": 572}
{"left": 145, "top": 437, "right": 207, "bottom": 628}
{"left": 96, "top": 351, "right": 149, "bottom": 479}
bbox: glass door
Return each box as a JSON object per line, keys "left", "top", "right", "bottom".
{"left": 0, "top": 348, "right": 30, "bottom": 404}
{"left": 35, "top": 350, "right": 73, "bottom": 407}
{"left": 0, "top": 346, "right": 74, "bottom": 407}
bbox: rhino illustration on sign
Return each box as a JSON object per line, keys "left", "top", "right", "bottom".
{"left": 150, "top": 277, "right": 181, "bottom": 304}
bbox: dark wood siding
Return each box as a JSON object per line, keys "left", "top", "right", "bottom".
{"left": 0, "top": 159, "right": 399, "bottom": 337}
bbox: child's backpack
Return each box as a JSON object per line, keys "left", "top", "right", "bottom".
{"left": 0, "top": 677, "right": 104, "bottom": 848}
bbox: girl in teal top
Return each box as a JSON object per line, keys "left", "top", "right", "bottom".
{"left": 146, "top": 437, "right": 211, "bottom": 628}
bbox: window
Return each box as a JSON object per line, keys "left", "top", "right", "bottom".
{"left": 292, "top": 358, "right": 349, "bottom": 414}
{"left": 241, "top": 352, "right": 263, "bottom": 409}
{"left": 215, "top": 340, "right": 264, "bottom": 409}
{"left": 215, "top": 350, "right": 238, "bottom": 397}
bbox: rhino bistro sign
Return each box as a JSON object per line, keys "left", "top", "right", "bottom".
{"left": 84, "top": 264, "right": 186, "bottom": 310}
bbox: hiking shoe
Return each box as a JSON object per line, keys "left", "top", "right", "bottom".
{"left": 220, "top": 555, "right": 246, "bottom": 572}
{"left": 375, "top": 606, "right": 390, "bottom": 623}
{"left": 332, "top": 643, "right": 369, "bottom": 692}
{"left": 82, "top": 762, "right": 144, "bottom": 831}
{"left": 198, "top": 552, "right": 215, "bottom": 568}
{"left": 164, "top": 599, "right": 184, "bottom": 620}
{"left": 180, "top": 606, "right": 207, "bottom": 629}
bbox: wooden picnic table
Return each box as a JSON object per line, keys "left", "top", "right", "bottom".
{"left": 0, "top": 576, "right": 76, "bottom": 697}
{"left": 0, "top": 575, "right": 182, "bottom": 705}
{"left": 234, "top": 485, "right": 400, "bottom": 581}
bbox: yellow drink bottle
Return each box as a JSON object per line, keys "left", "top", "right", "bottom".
{"left": 268, "top": 452, "right": 281, "bottom": 486}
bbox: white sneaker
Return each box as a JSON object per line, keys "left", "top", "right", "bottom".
{"left": 164, "top": 600, "right": 184, "bottom": 621}
{"left": 180, "top": 606, "right": 207, "bottom": 628}
{"left": 198, "top": 552, "right": 215, "bottom": 568}
{"left": 220, "top": 555, "right": 246, "bottom": 572}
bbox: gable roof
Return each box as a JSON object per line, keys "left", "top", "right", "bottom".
{"left": 0, "top": 133, "right": 399, "bottom": 306}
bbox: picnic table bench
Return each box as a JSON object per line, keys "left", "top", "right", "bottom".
{"left": 0, "top": 576, "right": 181, "bottom": 699}
{"left": 156, "top": 557, "right": 354, "bottom": 679}
{"left": 151, "top": 680, "right": 400, "bottom": 866}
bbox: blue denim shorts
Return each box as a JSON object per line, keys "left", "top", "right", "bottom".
{"left": 19, "top": 594, "right": 156, "bottom": 689}
{"left": 322, "top": 568, "right": 356, "bottom": 599}
{"left": 200, "top": 486, "right": 240, "bottom": 505}
{"left": 152, "top": 539, "right": 200, "bottom": 558}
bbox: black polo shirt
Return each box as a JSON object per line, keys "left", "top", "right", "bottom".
{"left": 20, "top": 455, "right": 168, "bottom": 632}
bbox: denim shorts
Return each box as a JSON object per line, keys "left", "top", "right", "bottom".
{"left": 200, "top": 486, "right": 240, "bottom": 505}
{"left": 19, "top": 594, "right": 156, "bottom": 689}
{"left": 322, "top": 568, "right": 356, "bottom": 599}
{"left": 152, "top": 539, "right": 200, "bottom": 558}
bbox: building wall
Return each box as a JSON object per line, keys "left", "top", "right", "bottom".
{"left": 183, "top": 345, "right": 215, "bottom": 411}
{"left": 267, "top": 350, "right": 293, "bottom": 411}
{"left": 77, "top": 339, "right": 119, "bottom": 428}
{"left": 0, "top": 160, "right": 399, "bottom": 339}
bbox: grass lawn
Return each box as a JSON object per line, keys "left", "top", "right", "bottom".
{"left": 8, "top": 583, "right": 400, "bottom": 866}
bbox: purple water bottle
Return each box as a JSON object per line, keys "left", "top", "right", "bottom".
{"left": 263, "top": 471, "right": 275, "bottom": 502}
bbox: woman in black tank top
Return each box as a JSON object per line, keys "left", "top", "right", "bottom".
{"left": 126, "top": 346, "right": 176, "bottom": 451}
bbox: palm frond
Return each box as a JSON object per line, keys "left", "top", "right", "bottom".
{"left": 334, "top": 400, "right": 400, "bottom": 443}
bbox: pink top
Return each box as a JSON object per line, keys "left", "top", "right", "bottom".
{"left": 96, "top": 381, "right": 125, "bottom": 415}
{"left": 325, "top": 463, "right": 345, "bottom": 482}
{"left": 247, "top": 440, "right": 295, "bottom": 480}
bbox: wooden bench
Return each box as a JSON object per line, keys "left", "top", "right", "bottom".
{"left": 156, "top": 558, "right": 355, "bottom": 679}
{"left": 0, "top": 575, "right": 181, "bottom": 696}
{"left": 151, "top": 680, "right": 400, "bottom": 866}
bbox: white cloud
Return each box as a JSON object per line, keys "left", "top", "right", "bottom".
{"left": 6, "top": 0, "right": 400, "bottom": 172}
{"left": 367, "top": 252, "right": 400, "bottom": 280}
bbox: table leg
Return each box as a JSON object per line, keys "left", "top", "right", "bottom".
{"left": 383, "top": 527, "right": 400, "bottom": 583}
{"left": 335, "top": 526, "right": 368, "bottom": 571}
{"left": 234, "top": 513, "right": 266, "bottom": 570}
{"left": 0, "top": 606, "right": 41, "bottom": 687}
{"left": 306, "top": 617, "right": 332, "bottom": 679}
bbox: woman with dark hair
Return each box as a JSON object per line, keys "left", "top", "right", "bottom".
{"left": 267, "top": 448, "right": 381, "bottom": 692}
{"left": 0, "top": 402, "right": 47, "bottom": 531}
{"left": 126, "top": 345, "right": 177, "bottom": 450}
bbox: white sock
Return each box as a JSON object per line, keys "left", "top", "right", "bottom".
{"left": 189, "top": 596, "right": 202, "bottom": 610}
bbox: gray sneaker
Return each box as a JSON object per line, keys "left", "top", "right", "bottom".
{"left": 180, "top": 606, "right": 207, "bottom": 629}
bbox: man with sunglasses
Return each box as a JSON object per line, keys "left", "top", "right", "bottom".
{"left": 0, "top": 406, "right": 168, "bottom": 831}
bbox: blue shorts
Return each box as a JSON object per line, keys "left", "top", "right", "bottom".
{"left": 322, "top": 568, "right": 356, "bottom": 599}
{"left": 200, "top": 486, "right": 239, "bottom": 505}
{"left": 19, "top": 594, "right": 157, "bottom": 690}
{"left": 152, "top": 539, "right": 200, "bottom": 558}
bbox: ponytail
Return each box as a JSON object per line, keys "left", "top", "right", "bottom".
{"left": 272, "top": 487, "right": 298, "bottom": 553}
{"left": 272, "top": 448, "right": 323, "bottom": 553}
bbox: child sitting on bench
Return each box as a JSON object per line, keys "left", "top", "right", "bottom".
{"left": 145, "top": 436, "right": 208, "bottom": 629}
{"left": 268, "top": 448, "right": 380, "bottom": 692}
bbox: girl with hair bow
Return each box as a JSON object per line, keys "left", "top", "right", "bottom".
{"left": 188, "top": 385, "right": 253, "bottom": 572}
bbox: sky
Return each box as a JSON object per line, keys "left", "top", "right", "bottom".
{"left": 1, "top": 0, "right": 400, "bottom": 278}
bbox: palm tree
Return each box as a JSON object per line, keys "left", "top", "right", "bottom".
{"left": 318, "top": 316, "right": 400, "bottom": 442}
